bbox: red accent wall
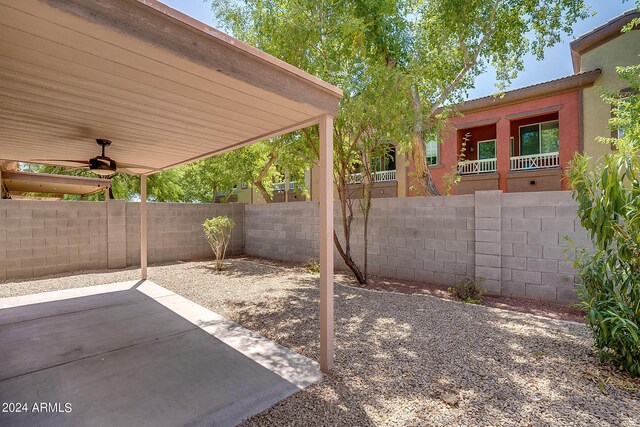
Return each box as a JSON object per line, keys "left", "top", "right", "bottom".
{"left": 457, "top": 124, "right": 497, "bottom": 161}
{"left": 408, "top": 90, "right": 580, "bottom": 195}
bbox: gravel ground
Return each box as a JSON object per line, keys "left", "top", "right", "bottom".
{"left": 1, "top": 259, "right": 639, "bottom": 426}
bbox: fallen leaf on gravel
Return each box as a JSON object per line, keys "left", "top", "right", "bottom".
{"left": 440, "top": 391, "right": 460, "bottom": 407}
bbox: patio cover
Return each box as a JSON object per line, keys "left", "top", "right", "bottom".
{"left": 1, "top": 170, "right": 111, "bottom": 198}
{"left": 0, "top": 0, "right": 340, "bottom": 370}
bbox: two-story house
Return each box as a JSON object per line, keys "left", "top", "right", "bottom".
{"left": 234, "top": 10, "right": 639, "bottom": 203}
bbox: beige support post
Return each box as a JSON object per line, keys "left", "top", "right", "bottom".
{"left": 319, "top": 114, "right": 334, "bottom": 372}
{"left": 140, "top": 174, "right": 148, "bottom": 280}
{"left": 284, "top": 170, "right": 290, "bottom": 203}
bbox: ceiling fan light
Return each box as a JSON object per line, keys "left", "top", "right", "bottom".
{"left": 91, "top": 169, "right": 115, "bottom": 177}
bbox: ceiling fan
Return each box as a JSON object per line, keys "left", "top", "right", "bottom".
{"left": 30, "top": 139, "right": 154, "bottom": 176}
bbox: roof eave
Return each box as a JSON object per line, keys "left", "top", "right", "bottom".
{"left": 450, "top": 69, "right": 601, "bottom": 115}
{"left": 569, "top": 10, "right": 640, "bottom": 73}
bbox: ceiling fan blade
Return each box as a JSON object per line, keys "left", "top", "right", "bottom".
{"left": 117, "top": 162, "right": 155, "bottom": 170}
{"left": 117, "top": 167, "right": 153, "bottom": 175}
{"left": 28, "top": 159, "right": 91, "bottom": 166}
{"left": 52, "top": 167, "right": 96, "bottom": 176}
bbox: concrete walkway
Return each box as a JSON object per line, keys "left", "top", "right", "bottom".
{"left": 0, "top": 281, "right": 322, "bottom": 427}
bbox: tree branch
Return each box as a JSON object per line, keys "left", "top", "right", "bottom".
{"left": 429, "top": 0, "right": 502, "bottom": 115}
{"left": 252, "top": 151, "right": 279, "bottom": 203}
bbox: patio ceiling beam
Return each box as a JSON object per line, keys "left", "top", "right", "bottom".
{"left": 1, "top": 170, "right": 110, "bottom": 193}
{"left": 0, "top": 170, "right": 110, "bottom": 187}
{"left": 153, "top": 116, "right": 325, "bottom": 174}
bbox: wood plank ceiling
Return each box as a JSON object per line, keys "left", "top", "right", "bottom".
{"left": 0, "top": 0, "right": 342, "bottom": 174}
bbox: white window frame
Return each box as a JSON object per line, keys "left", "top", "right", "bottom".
{"left": 477, "top": 139, "right": 496, "bottom": 160}
{"left": 425, "top": 138, "right": 439, "bottom": 166}
{"left": 518, "top": 119, "right": 559, "bottom": 156}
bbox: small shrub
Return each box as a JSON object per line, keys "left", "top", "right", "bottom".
{"left": 304, "top": 258, "right": 321, "bottom": 275}
{"left": 448, "top": 279, "right": 486, "bottom": 304}
{"left": 202, "top": 216, "right": 235, "bottom": 271}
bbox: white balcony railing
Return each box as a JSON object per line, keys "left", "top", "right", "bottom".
{"left": 457, "top": 158, "right": 497, "bottom": 175}
{"left": 510, "top": 152, "right": 559, "bottom": 171}
{"left": 272, "top": 181, "right": 303, "bottom": 192}
{"left": 374, "top": 170, "right": 396, "bottom": 182}
{"left": 348, "top": 169, "right": 396, "bottom": 184}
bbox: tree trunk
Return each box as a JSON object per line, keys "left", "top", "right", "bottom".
{"left": 362, "top": 194, "right": 370, "bottom": 282}
{"left": 333, "top": 230, "right": 366, "bottom": 284}
{"left": 333, "top": 163, "right": 367, "bottom": 285}
{"left": 360, "top": 151, "right": 374, "bottom": 283}
{"left": 252, "top": 151, "right": 279, "bottom": 203}
{"left": 410, "top": 86, "right": 441, "bottom": 196}
{"left": 252, "top": 180, "right": 273, "bottom": 203}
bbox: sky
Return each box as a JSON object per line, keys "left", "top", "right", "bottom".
{"left": 161, "top": 0, "right": 632, "bottom": 99}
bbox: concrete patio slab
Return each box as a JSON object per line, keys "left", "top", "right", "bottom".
{"left": 0, "top": 281, "right": 322, "bottom": 427}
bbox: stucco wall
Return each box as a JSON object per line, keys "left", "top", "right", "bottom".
{"left": 244, "top": 190, "right": 591, "bottom": 303}
{"left": 580, "top": 29, "right": 640, "bottom": 162}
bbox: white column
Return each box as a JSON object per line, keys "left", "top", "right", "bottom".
{"left": 319, "top": 114, "right": 334, "bottom": 372}
{"left": 140, "top": 174, "right": 148, "bottom": 280}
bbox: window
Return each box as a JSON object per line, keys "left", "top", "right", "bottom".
{"left": 510, "top": 137, "right": 514, "bottom": 157}
{"left": 540, "top": 122, "right": 559, "bottom": 153}
{"left": 372, "top": 145, "right": 396, "bottom": 172}
{"left": 426, "top": 139, "right": 438, "bottom": 165}
{"left": 478, "top": 140, "right": 496, "bottom": 160}
{"left": 519, "top": 120, "right": 559, "bottom": 156}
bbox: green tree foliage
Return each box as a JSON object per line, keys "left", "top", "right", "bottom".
{"left": 402, "top": 0, "right": 588, "bottom": 194}
{"left": 568, "top": 65, "right": 640, "bottom": 376}
{"left": 212, "top": 0, "right": 417, "bottom": 283}
{"left": 210, "top": 0, "right": 587, "bottom": 283}
{"left": 203, "top": 216, "right": 236, "bottom": 271}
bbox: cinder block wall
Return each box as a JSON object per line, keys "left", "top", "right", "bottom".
{"left": 333, "top": 196, "right": 476, "bottom": 284}
{"left": 244, "top": 191, "right": 592, "bottom": 303}
{"left": 246, "top": 196, "right": 476, "bottom": 285}
{"left": 0, "top": 199, "right": 108, "bottom": 280}
{"left": 125, "top": 202, "right": 244, "bottom": 266}
{"left": 1, "top": 192, "right": 589, "bottom": 303}
{"left": 0, "top": 199, "right": 244, "bottom": 280}
{"left": 245, "top": 202, "right": 319, "bottom": 263}
{"left": 499, "top": 191, "right": 591, "bottom": 302}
